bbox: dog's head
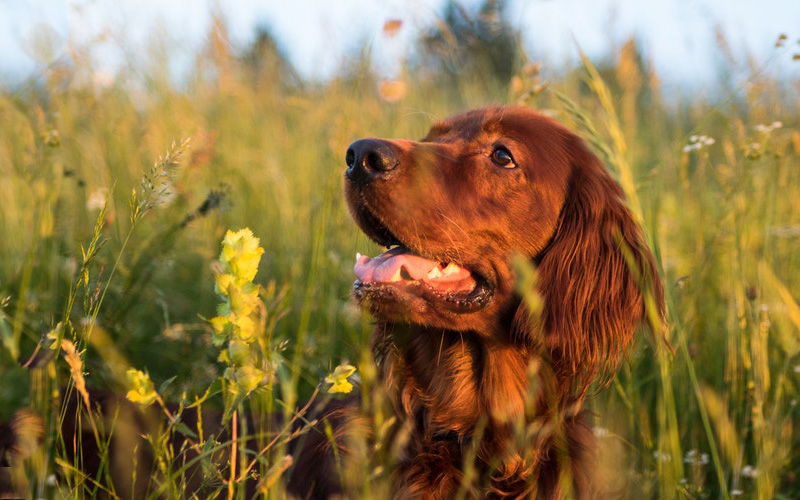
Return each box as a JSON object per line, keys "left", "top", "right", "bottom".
{"left": 344, "top": 106, "right": 663, "bottom": 389}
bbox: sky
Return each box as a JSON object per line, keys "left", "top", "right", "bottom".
{"left": 0, "top": 0, "right": 798, "bottom": 90}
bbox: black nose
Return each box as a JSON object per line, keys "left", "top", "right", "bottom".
{"left": 345, "top": 139, "right": 399, "bottom": 184}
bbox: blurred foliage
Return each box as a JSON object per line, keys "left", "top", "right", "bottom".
{"left": 417, "top": 0, "right": 521, "bottom": 89}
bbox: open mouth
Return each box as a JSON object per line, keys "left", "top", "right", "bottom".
{"left": 351, "top": 204, "right": 493, "bottom": 312}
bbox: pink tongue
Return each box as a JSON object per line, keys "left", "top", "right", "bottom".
{"left": 355, "top": 247, "right": 439, "bottom": 283}
{"left": 354, "top": 247, "right": 475, "bottom": 292}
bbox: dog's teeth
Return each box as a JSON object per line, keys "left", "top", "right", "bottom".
{"left": 442, "top": 263, "right": 461, "bottom": 275}
{"left": 389, "top": 268, "right": 403, "bottom": 282}
{"left": 356, "top": 252, "right": 361, "bottom": 262}
{"left": 426, "top": 266, "right": 443, "bottom": 279}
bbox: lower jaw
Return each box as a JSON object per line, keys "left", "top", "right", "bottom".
{"left": 353, "top": 278, "right": 493, "bottom": 314}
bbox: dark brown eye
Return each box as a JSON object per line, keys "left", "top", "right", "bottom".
{"left": 490, "top": 146, "right": 515, "bottom": 168}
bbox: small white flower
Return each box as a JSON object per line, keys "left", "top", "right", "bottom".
{"left": 86, "top": 187, "right": 109, "bottom": 211}
{"left": 731, "top": 489, "right": 744, "bottom": 496}
{"left": 653, "top": 450, "right": 672, "bottom": 463}
{"left": 754, "top": 121, "right": 783, "bottom": 134}
{"left": 741, "top": 465, "right": 758, "bottom": 478}
{"left": 683, "top": 449, "right": 710, "bottom": 465}
{"left": 592, "top": 427, "right": 610, "bottom": 438}
{"left": 684, "top": 135, "right": 715, "bottom": 153}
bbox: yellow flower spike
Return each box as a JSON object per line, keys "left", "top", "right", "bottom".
{"left": 210, "top": 316, "right": 230, "bottom": 333}
{"left": 233, "top": 315, "right": 257, "bottom": 343}
{"left": 236, "top": 365, "right": 266, "bottom": 393}
{"left": 209, "top": 316, "right": 231, "bottom": 346}
{"left": 214, "top": 273, "right": 236, "bottom": 296}
{"left": 228, "top": 285, "right": 259, "bottom": 318}
{"left": 220, "top": 228, "right": 264, "bottom": 284}
{"left": 228, "top": 339, "right": 250, "bottom": 363}
{"left": 126, "top": 368, "right": 157, "bottom": 406}
{"left": 325, "top": 364, "right": 357, "bottom": 394}
{"left": 218, "top": 349, "right": 231, "bottom": 364}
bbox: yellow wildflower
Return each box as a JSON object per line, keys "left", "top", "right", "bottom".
{"left": 228, "top": 285, "right": 259, "bottom": 318}
{"left": 210, "top": 316, "right": 230, "bottom": 334}
{"left": 209, "top": 316, "right": 231, "bottom": 345}
{"left": 220, "top": 228, "right": 264, "bottom": 284}
{"left": 325, "top": 364, "right": 357, "bottom": 394}
{"left": 126, "top": 368, "right": 157, "bottom": 406}
{"left": 218, "top": 349, "right": 230, "bottom": 364}
{"left": 228, "top": 339, "right": 250, "bottom": 364}
{"left": 235, "top": 365, "right": 266, "bottom": 394}
{"left": 214, "top": 273, "right": 236, "bottom": 296}
{"left": 232, "top": 315, "right": 257, "bottom": 343}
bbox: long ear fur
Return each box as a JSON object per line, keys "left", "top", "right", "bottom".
{"left": 515, "top": 135, "right": 664, "bottom": 395}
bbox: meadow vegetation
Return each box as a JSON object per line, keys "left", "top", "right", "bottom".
{"left": 0, "top": 4, "right": 799, "bottom": 498}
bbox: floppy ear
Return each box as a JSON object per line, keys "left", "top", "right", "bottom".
{"left": 515, "top": 135, "right": 663, "bottom": 395}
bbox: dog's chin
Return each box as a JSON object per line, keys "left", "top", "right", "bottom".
{"left": 353, "top": 278, "right": 493, "bottom": 314}
{"left": 353, "top": 274, "right": 493, "bottom": 321}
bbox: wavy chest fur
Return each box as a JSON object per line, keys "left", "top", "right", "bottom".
{"left": 373, "top": 324, "right": 596, "bottom": 498}
{"left": 377, "top": 324, "right": 529, "bottom": 433}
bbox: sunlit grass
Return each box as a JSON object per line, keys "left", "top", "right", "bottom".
{"left": 0, "top": 16, "right": 798, "bottom": 499}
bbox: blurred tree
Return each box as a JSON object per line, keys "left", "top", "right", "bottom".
{"left": 415, "top": 0, "right": 521, "bottom": 87}
{"left": 241, "top": 26, "right": 300, "bottom": 88}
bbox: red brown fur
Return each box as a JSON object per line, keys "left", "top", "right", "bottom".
{"left": 289, "top": 106, "right": 663, "bottom": 498}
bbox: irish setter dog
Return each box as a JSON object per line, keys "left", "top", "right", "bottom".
{"left": 0, "top": 106, "right": 662, "bottom": 499}
{"left": 288, "top": 106, "right": 664, "bottom": 498}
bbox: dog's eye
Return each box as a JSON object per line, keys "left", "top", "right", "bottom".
{"left": 490, "top": 147, "right": 515, "bottom": 168}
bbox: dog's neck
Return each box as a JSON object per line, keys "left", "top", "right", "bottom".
{"left": 373, "top": 322, "right": 597, "bottom": 496}
{"left": 374, "top": 323, "right": 530, "bottom": 439}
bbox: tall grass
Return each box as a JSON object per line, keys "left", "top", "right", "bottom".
{"left": 0, "top": 16, "right": 798, "bottom": 499}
